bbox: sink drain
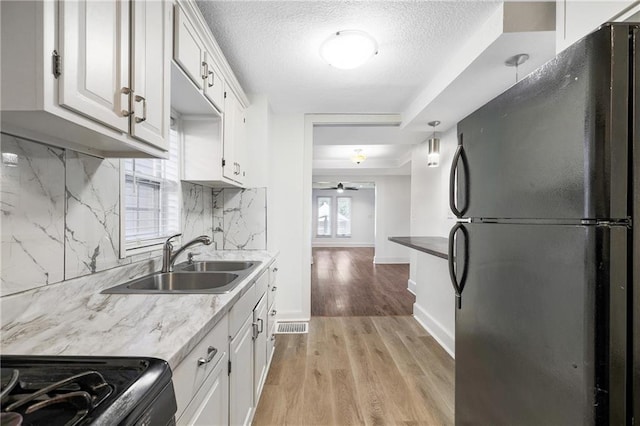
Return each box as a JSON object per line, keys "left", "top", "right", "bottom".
{"left": 275, "top": 322, "right": 308, "bottom": 334}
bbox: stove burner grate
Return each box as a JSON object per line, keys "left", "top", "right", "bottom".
{"left": 1, "top": 369, "right": 113, "bottom": 426}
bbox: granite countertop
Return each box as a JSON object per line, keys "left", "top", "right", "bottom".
{"left": 388, "top": 236, "right": 449, "bottom": 259}
{"left": 0, "top": 249, "right": 277, "bottom": 370}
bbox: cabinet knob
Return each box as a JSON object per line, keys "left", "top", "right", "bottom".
{"left": 270, "top": 309, "right": 277, "bottom": 316}
{"left": 197, "top": 346, "right": 218, "bottom": 366}
{"left": 272, "top": 267, "right": 278, "bottom": 273}
{"left": 271, "top": 286, "right": 277, "bottom": 292}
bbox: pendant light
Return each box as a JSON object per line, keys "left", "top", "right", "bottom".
{"left": 427, "top": 121, "right": 440, "bottom": 168}
{"left": 505, "top": 53, "right": 529, "bottom": 83}
{"left": 351, "top": 149, "right": 366, "bottom": 164}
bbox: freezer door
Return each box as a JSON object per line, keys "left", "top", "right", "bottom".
{"left": 454, "top": 223, "right": 628, "bottom": 425}
{"left": 453, "top": 24, "right": 634, "bottom": 220}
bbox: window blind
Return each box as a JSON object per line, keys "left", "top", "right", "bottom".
{"left": 123, "top": 126, "right": 181, "bottom": 248}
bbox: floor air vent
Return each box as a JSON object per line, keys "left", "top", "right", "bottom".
{"left": 276, "top": 322, "right": 308, "bottom": 334}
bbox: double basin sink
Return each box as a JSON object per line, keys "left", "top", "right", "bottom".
{"left": 102, "top": 261, "right": 261, "bottom": 294}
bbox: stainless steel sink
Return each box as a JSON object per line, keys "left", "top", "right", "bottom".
{"left": 102, "top": 271, "right": 241, "bottom": 294}
{"left": 175, "top": 260, "right": 259, "bottom": 272}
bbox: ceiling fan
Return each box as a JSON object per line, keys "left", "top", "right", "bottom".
{"left": 320, "top": 182, "right": 359, "bottom": 193}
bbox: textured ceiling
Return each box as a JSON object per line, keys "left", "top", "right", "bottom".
{"left": 196, "top": 0, "right": 502, "bottom": 114}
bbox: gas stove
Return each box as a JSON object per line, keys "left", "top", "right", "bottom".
{"left": 0, "top": 355, "right": 176, "bottom": 426}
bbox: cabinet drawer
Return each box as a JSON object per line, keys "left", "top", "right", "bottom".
{"left": 267, "top": 279, "right": 277, "bottom": 310}
{"left": 172, "top": 314, "right": 228, "bottom": 419}
{"left": 228, "top": 282, "right": 256, "bottom": 338}
{"left": 254, "top": 269, "right": 268, "bottom": 300}
{"left": 177, "top": 352, "right": 229, "bottom": 426}
{"left": 269, "top": 261, "right": 278, "bottom": 286}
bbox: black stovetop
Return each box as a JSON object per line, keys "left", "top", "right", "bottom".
{"left": 0, "top": 355, "right": 176, "bottom": 426}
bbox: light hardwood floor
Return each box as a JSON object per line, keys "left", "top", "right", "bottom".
{"left": 312, "top": 247, "right": 415, "bottom": 317}
{"left": 253, "top": 316, "right": 454, "bottom": 425}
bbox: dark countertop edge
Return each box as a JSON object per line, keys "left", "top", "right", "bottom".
{"left": 388, "top": 236, "right": 448, "bottom": 260}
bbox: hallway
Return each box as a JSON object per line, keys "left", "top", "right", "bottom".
{"left": 311, "top": 247, "right": 415, "bottom": 316}
{"left": 253, "top": 316, "right": 455, "bottom": 425}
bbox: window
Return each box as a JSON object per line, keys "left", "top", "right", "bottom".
{"left": 121, "top": 124, "right": 181, "bottom": 254}
{"left": 316, "top": 197, "right": 332, "bottom": 236}
{"left": 336, "top": 197, "right": 352, "bottom": 237}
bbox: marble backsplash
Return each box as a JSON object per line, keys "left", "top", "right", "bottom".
{"left": 1, "top": 134, "right": 267, "bottom": 297}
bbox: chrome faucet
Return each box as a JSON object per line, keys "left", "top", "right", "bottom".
{"left": 161, "top": 234, "right": 212, "bottom": 272}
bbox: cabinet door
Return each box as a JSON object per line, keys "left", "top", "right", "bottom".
{"left": 203, "top": 50, "right": 225, "bottom": 112}
{"left": 59, "top": 0, "right": 130, "bottom": 133}
{"left": 253, "top": 295, "right": 268, "bottom": 403}
{"left": 234, "top": 103, "right": 247, "bottom": 185}
{"left": 230, "top": 314, "right": 254, "bottom": 426}
{"left": 174, "top": 5, "right": 205, "bottom": 90}
{"left": 178, "top": 353, "right": 229, "bottom": 426}
{"left": 222, "top": 89, "right": 237, "bottom": 181}
{"left": 130, "top": 0, "right": 170, "bottom": 150}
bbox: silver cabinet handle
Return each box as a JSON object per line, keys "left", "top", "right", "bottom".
{"left": 201, "top": 61, "right": 209, "bottom": 81}
{"left": 208, "top": 69, "right": 214, "bottom": 88}
{"left": 271, "top": 286, "right": 277, "bottom": 292}
{"left": 270, "top": 309, "right": 277, "bottom": 316}
{"left": 197, "top": 346, "right": 218, "bottom": 366}
{"left": 121, "top": 87, "right": 132, "bottom": 117}
{"left": 272, "top": 267, "right": 278, "bottom": 272}
{"left": 134, "top": 95, "right": 146, "bottom": 123}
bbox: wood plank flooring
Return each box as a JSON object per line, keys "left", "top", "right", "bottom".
{"left": 253, "top": 316, "right": 455, "bottom": 426}
{"left": 311, "top": 247, "right": 414, "bottom": 316}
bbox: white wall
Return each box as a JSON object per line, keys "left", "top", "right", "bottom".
{"left": 312, "top": 188, "right": 375, "bottom": 247}
{"left": 268, "top": 113, "right": 309, "bottom": 321}
{"left": 373, "top": 175, "right": 411, "bottom": 264}
{"left": 409, "top": 127, "right": 458, "bottom": 357}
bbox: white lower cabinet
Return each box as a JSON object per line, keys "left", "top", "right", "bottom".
{"left": 253, "top": 295, "right": 268, "bottom": 402}
{"left": 173, "top": 261, "right": 278, "bottom": 426}
{"left": 178, "top": 352, "right": 229, "bottom": 426}
{"left": 229, "top": 314, "right": 255, "bottom": 426}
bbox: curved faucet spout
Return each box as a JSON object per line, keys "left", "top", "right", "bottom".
{"left": 162, "top": 235, "right": 212, "bottom": 272}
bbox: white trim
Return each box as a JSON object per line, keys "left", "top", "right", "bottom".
{"left": 413, "top": 302, "right": 455, "bottom": 359}
{"left": 373, "top": 256, "right": 409, "bottom": 264}
{"left": 312, "top": 242, "right": 374, "bottom": 248}
{"left": 304, "top": 114, "right": 403, "bottom": 321}
{"left": 407, "top": 279, "right": 416, "bottom": 295}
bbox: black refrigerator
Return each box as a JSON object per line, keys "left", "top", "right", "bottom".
{"left": 449, "top": 23, "right": 638, "bottom": 425}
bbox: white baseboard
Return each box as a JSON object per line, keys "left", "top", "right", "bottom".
{"left": 413, "top": 303, "right": 455, "bottom": 359}
{"left": 312, "top": 242, "right": 375, "bottom": 248}
{"left": 407, "top": 279, "right": 416, "bottom": 295}
{"left": 373, "top": 256, "right": 409, "bottom": 264}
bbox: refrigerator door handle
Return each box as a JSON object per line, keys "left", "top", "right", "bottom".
{"left": 448, "top": 222, "right": 469, "bottom": 309}
{"left": 449, "top": 141, "right": 468, "bottom": 218}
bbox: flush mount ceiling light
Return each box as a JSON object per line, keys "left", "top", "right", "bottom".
{"left": 427, "top": 121, "right": 441, "bottom": 168}
{"left": 351, "top": 149, "right": 367, "bottom": 164}
{"left": 320, "top": 30, "right": 378, "bottom": 70}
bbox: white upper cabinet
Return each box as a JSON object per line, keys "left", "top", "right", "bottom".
{"left": 58, "top": 0, "right": 130, "bottom": 133}
{"left": 222, "top": 88, "right": 247, "bottom": 185}
{"left": 130, "top": 0, "right": 171, "bottom": 150}
{"left": 0, "top": 0, "right": 171, "bottom": 158}
{"left": 203, "top": 50, "right": 225, "bottom": 112}
{"left": 174, "top": 5, "right": 206, "bottom": 90}
{"left": 174, "top": 4, "right": 225, "bottom": 113}
{"left": 556, "top": 1, "right": 640, "bottom": 54}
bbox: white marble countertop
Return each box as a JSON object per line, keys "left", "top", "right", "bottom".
{"left": 0, "top": 249, "right": 277, "bottom": 370}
